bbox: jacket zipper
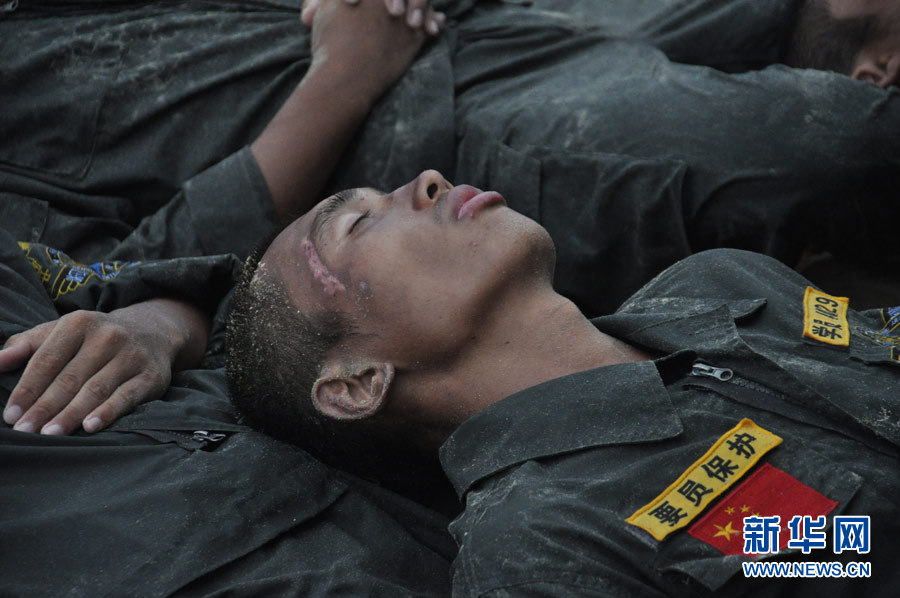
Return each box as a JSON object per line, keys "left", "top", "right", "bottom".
{"left": 690, "top": 362, "right": 733, "bottom": 381}
{"left": 162, "top": 429, "right": 228, "bottom": 450}
{"left": 688, "top": 360, "right": 896, "bottom": 456}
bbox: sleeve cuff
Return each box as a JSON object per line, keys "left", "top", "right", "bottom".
{"left": 182, "top": 147, "right": 276, "bottom": 259}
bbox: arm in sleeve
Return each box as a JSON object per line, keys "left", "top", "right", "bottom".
{"left": 105, "top": 147, "right": 275, "bottom": 262}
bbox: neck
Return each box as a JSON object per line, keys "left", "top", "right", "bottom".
{"left": 400, "top": 288, "right": 651, "bottom": 444}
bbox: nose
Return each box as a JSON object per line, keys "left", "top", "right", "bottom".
{"left": 409, "top": 169, "right": 452, "bottom": 210}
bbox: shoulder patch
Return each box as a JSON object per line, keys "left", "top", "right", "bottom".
{"left": 802, "top": 287, "right": 850, "bottom": 347}
{"left": 854, "top": 305, "right": 900, "bottom": 351}
{"left": 688, "top": 463, "right": 837, "bottom": 555}
{"left": 18, "top": 242, "right": 139, "bottom": 301}
{"left": 627, "top": 419, "right": 781, "bottom": 541}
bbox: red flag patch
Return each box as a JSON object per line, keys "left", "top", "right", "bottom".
{"left": 688, "top": 463, "right": 837, "bottom": 555}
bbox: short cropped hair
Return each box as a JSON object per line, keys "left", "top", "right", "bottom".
{"left": 226, "top": 236, "right": 343, "bottom": 444}
{"left": 785, "top": 0, "right": 893, "bottom": 74}
{"left": 226, "top": 233, "right": 445, "bottom": 497}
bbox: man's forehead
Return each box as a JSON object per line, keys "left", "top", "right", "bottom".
{"left": 267, "top": 211, "right": 312, "bottom": 263}
{"left": 265, "top": 188, "right": 349, "bottom": 264}
{"left": 263, "top": 192, "right": 361, "bottom": 304}
{"left": 261, "top": 217, "right": 310, "bottom": 297}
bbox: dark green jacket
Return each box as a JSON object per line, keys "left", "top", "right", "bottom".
{"left": 442, "top": 249, "right": 899, "bottom": 597}
{"left": 0, "top": 228, "right": 455, "bottom": 597}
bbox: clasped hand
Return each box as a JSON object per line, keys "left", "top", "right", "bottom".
{"left": 303, "top": 0, "right": 445, "bottom": 100}
{"left": 302, "top": 0, "right": 445, "bottom": 34}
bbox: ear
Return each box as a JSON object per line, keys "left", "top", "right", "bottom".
{"left": 311, "top": 361, "right": 395, "bottom": 421}
{"left": 851, "top": 49, "right": 900, "bottom": 88}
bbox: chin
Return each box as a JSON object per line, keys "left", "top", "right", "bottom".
{"left": 503, "top": 212, "right": 558, "bottom": 282}
{"left": 528, "top": 226, "right": 558, "bottom": 282}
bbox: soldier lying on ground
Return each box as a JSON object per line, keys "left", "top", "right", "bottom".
{"left": 225, "top": 169, "right": 900, "bottom": 596}
{"left": 4, "top": 0, "right": 900, "bottom": 437}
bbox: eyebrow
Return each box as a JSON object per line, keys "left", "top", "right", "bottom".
{"left": 309, "top": 189, "right": 359, "bottom": 251}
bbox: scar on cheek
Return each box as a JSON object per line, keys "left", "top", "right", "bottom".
{"left": 301, "top": 236, "right": 346, "bottom": 296}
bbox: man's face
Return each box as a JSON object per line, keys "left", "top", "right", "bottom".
{"left": 264, "top": 169, "right": 554, "bottom": 369}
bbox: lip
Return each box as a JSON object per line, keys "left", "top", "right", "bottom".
{"left": 448, "top": 185, "right": 506, "bottom": 220}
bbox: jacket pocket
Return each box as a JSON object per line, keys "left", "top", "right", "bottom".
{"left": 0, "top": 25, "right": 123, "bottom": 179}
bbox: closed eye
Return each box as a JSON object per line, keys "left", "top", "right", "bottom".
{"left": 349, "top": 210, "right": 371, "bottom": 234}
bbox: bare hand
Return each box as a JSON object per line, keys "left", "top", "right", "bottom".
{"left": 1, "top": 298, "right": 208, "bottom": 435}
{"left": 302, "top": 0, "right": 445, "bottom": 35}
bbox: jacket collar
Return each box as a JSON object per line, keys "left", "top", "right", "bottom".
{"left": 440, "top": 358, "right": 684, "bottom": 498}
{"left": 440, "top": 297, "right": 768, "bottom": 498}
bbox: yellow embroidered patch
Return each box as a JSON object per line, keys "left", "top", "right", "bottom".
{"left": 802, "top": 287, "right": 850, "bottom": 347}
{"left": 627, "top": 419, "right": 782, "bottom": 541}
{"left": 17, "top": 242, "right": 139, "bottom": 300}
